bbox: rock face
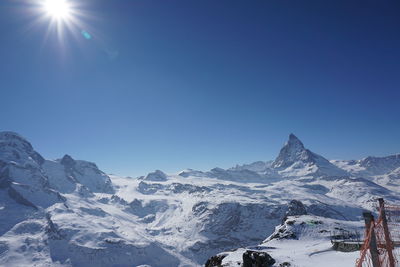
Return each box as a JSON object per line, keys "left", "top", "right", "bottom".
{"left": 281, "top": 200, "right": 307, "bottom": 225}
{"left": 144, "top": 170, "right": 168, "bottom": 181}
{"left": 0, "top": 132, "right": 62, "bottom": 209}
{"left": 242, "top": 250, "right": 275, "bottom": 267}
{"left": 42, "top": 154, "right": 114, "bottom": 194}
{"left": 60, "top": 155, "right": 114, "bottom": 193}
{"left": 0, "top": 131, "right": 44, "bottom": 166}
{"left": 205, "top": 254, "right": 227, "bottom": 267}
{"left": 272, "top": 134, "right": 347, "bottom": 177}
{"left": 286, "top": 200, "right": 308, "bottom": 217}
{"left": 272, "top": 134, "right": 310, "bottom": 169}
{"left": 0, "top": 131, "right": 114, "bottom": 237}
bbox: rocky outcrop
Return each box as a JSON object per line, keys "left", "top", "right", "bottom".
{"left": 0, "top": 131, "right": 62, "bottom": 208}
{"left": 144, "top": 170, "right": 168, "bottom": 181}
{"left": 43, "top": 154, "right": 114, "bottom": 194}
{"left": 286, "top": 200, "right": 307, "bottom": 217}
{"left": 205, "top": 254, "right": 227, "bottom": 267}
{"left": 282, "top": 200, "right": 307, "bottom": 223}
{"left": 0, "top": 131, "right": 44, "bottom": 166}
{"left": 243, "top": 250, "right": 275, "bottom": 267}
{"left": 272, "top": 134, "right": 310, "bottom": 169}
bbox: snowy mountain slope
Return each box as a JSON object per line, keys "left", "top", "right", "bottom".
{"left": 106, "top": 173, "right": 390, "bottom": 264}
{"left": 0, "top": 131, "right": 399, "bottom": 266}
{"left": 220, "top": 214, "right": 366, "bottom": 267}
{"left": 331, "top": 154, "right": 400, "bottom": 194}
{"left": 202, "top": 134, "right": 350, "bottom": 181}
{"left": 373, "top": 167, "right": 400, "bottom": 192}
{"left": 42, "top": 154, "right": 114, "bottom": 194}
{"left": 331, "top": 154, "right": 400, "bottom": 177}
{"left": 0, "top": 131, "right": 63, "bottom": 209}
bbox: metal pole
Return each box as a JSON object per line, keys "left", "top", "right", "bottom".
{"left": 378, "top": 198, "right": 396, "bottom": 267}
{"left": 363, "top": 212, "right": 381, "bottom": 267}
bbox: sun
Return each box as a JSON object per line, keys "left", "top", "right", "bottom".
{"left": 42, "top": 0, "right": 72, "bottom": 20}
{"left": 28, "top": 0, "right": 92, "bottom": 44}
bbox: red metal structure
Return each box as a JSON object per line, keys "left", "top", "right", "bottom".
{"left": 356, "top": 198, "right": 398, "bottom": 267}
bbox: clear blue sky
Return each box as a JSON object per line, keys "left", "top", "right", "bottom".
{"left": 1, "top": 0, "right": 399, "bottom": 176}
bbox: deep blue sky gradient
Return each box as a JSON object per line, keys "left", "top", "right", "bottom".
{"left": 1, "top": 0, "right": 400, "bottom": 176}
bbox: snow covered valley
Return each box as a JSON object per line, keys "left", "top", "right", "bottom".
{"left": 1, "top": 131, "right": 400, "bottom": 266}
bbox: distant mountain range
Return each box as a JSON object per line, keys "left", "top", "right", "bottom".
{"left": 0, "top": 131, "right": 399, "bottom": 266}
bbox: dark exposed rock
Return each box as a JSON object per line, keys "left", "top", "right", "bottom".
{"left": 205, "top": 254, "right": 226, "bottom": 267}
{"left": 268, "top": 228, "right": 297, "bottom": 241}
{"left": 287, "top": 200, "right": 307, "bottom": 217}
{"left": 332, "top": 241, "right": 362, "bottom": 252}
{"left": 272, "top": 134, "right": 308, "bottom": 169}
{"left": 110, "top": 195, "right": 128, "bottom": 205}
{"left": 31, "top": 151, "right": 45, "bottom": 165}
{"left": 0, "top": 131, "right": 45, "bottom": 165}
{"left": 307, "top": 203, "right": 347, "bottom": 220}
{"left": 45, "top": 213, "right": 65, "bottom": 240}
{"left": 7, "top": 187, "right": 37, "bottom": 210}
{"left": 271, "top": 133, "right": 347, "bottom": 176}
{"left": 60, "top": 154, "right": 76, "bottom": 167}
{"left": 192, "top": 201, "right": 208, "bottom": 216}
{"left": 170, "top": 183, "right": 211, "bottom": 194}
{"left": 144, "top": 170, "right": 168, "bottom": 181}
{"left": 242, "top": 250, "right": 275, "bottom": 267}
{"left": 0, "top": 166, "right": 11, "bottom": 188}
{"left": 282, "top": 200, "right": 307, "bottom": 223}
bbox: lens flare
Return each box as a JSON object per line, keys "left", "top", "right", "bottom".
{"left": 81, "top": 30, "right": 92, "bottom": 40}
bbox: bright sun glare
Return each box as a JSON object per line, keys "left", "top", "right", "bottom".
{"left": 34, "top": 0, "right": 91, "bottom": 43}
{"left": 43, "top": 0, "right": 71, "bottom": 20}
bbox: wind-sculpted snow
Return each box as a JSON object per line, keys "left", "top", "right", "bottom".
{"left": 1, "top": 131, "right": 400, "bottom": 266}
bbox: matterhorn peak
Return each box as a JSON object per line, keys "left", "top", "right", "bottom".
{"left": 272, "top": 133, "right": 347, "bottom": 177}
{"left": 288, "top": 133, "right": 304, "bottom": 146}
{"left": 272, "top": 134, "right": 309, "bottom": 169}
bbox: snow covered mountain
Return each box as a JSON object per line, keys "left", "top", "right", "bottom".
{"left": 0, "top": 131, "right": 399, "bottom": 266}
{"left": 272, "top": 133, "right": 348, "bottom": 177}
{"left": 331, "top": 154, "right": 400, "bottom": 177}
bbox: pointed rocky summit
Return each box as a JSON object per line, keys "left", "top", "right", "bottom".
{"left": 272, "top": 133, "right": 347, "bottom": 176}
{"left": 272, "top": 133, "right": 312, "bottom": 169}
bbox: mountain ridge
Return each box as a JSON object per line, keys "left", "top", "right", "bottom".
{"left": 1, "top": 131, "right": 400, "bottom": 266}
